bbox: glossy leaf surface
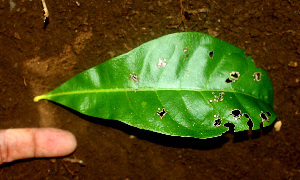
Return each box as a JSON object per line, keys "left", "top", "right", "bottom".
{"left": 34, "top": 32, "right": 277, "bottom": 139}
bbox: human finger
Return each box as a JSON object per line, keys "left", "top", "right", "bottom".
{"left": 0, "top": 128, "right": 77, "bottom": 164}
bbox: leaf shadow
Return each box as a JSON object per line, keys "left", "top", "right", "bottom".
{"left": 229, "top": 121, "right": 276, "bottom": 142}
{"left": 58, "top": 104, "right": 229, "bottom": 150}
{"left": 54, "top": 103, "right": 276, "bottom": 150}
{"left": 86, "top": 115, "right": 230, "bottom": 150}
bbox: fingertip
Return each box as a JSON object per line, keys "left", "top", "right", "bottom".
{"left": 56, "top": 129, "right": 77, "bottom": 156}
{"left": 35, "top": 128, "right": 77, "bottom": 158}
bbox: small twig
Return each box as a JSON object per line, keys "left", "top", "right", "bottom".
{"left": 212, "top": 0, "right": 220, "bottom": 8}
{"left": 41, "top": 0, "right": 49, "bottom": 28}
{"left": 129, "top": 23, "right": 137, "bottom": 31}
{"left": 63, "top": 157, "right": 85, "bottom": 166}
{"left": 189, "top": 23, "right": 198, "bottom": 30}
{"left": 23, "top": 76, "right": 27, "bottom": 87}
{"left": 166, "top": 0, "right": 188, "bottom": 31}
{"left": 179, "top": 0, "right": 187, "bottom": 32}
{"left": 123, "top": 43, "right": 132, "bottom": 51}
{"left": 61, "top": 160, "right": 75, "bottom": 176}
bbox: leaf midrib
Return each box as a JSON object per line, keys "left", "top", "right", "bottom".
{"left": 35, "top": 88, "right": 264, "bottom": 103}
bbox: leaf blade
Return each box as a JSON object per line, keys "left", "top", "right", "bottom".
{"left": 35, "top": 32, "right": 277, "bottom": 139}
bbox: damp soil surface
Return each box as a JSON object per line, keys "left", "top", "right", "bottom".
{"left": 0, "top": 0, "right": 299, "bottom": 179}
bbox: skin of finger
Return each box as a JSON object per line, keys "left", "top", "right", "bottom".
{"left": 0, "top": 128, "right": 77, "bottom": 164}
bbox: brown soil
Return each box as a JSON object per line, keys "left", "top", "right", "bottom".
{"left": 0, "top": 0, "right": 299, "bottom": 179}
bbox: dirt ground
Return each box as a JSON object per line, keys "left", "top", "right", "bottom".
{"left": 0, "top": 0, "right": 299, "bottom": 179}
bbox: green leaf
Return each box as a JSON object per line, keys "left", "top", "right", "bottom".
{"left": 34, "top": 32, "right": 277, "bottom": 139}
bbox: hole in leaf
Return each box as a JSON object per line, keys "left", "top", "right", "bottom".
{"left": 253, "top": 72, "right": 262, "bottom": 81}
{"left": 259, "top": 111, "right": 269, "bottom": 122}
{"left": 230, "top": 109, "right": 242, "bottom": 120}
{"left": 230, "top": 71, "right": 240, "bottom": 80}
{"left": 266, "top": 111, "right": 272, "bottom": 117}
{"left": 243, "top": 113, "right": 253, "bottom": 130}
{"left": 225, "top": 78, "right": 233, "bottom": 83}
{"left": 243, "top": 113, "right": 250, "bottom": 119}
{"left": 213, "top": 118, "right": 222, "bottom": 127}
{"left": 209, "top": 51, "right": 214, "bottom": 58}
{"left": 247, "top": 118, "right": 253, "bottom": 130}
{"left": 210, "top": 92, "right": 225, "bottom": 103}
{"left": 224, "top": 122, "right": 235, "bottom": 133}
{"left": 129, "top": 73, "right": 139, "bottom": 84}
{"left": 157, "top": 108, "right": 167, "bottom": 119}
{"left": 218, "top": 92, "right": 225, "bottom": 101}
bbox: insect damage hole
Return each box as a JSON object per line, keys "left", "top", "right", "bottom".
{"left": 225, "top": 78, "right": 233, "bottom": 83}
{"left": 241, "top": 113, "right": 253, "bottom": 129}
{"left": 156, "top": 58, "right": 167, "bottom": 68}
{"left": 129, "top": 73, "right": 139, "bottom": 85}
{"left": 230, "top": 71, "right": 240, "bottom": 80}
{"left": 157, "top": 108, "right": 167, "bottom": 119}
{"left": 210, "top": 92, "right": 226, "bottom": 103}
{"left": 224, "top": 122, "right": 235, "bottom": 133}
{"left": 230, "top": 109, "right": 242, "bottom": 120}
{"left": 213, "top": 114, "right": 222, "bottom": 127}
{"left": 243, "top": 113, "right": 250, "bottom": 119}
{"left": 247, "top": 118, "right": 254, "bottom": 130}
{"left": 209, "top": 51, "right": 214, "bottom": 58}
{"left": 253, "top": 72, "right": 262, "bottom": 81}
{"left": 225, "top": 71, "right": 240, "bottom": 83}
{"left": 259, "top": 111, "right": 269, "bottom": 122}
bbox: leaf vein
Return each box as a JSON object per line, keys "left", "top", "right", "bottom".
{"left": 204, "top": 53, "right": 225, "bottom": 89}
